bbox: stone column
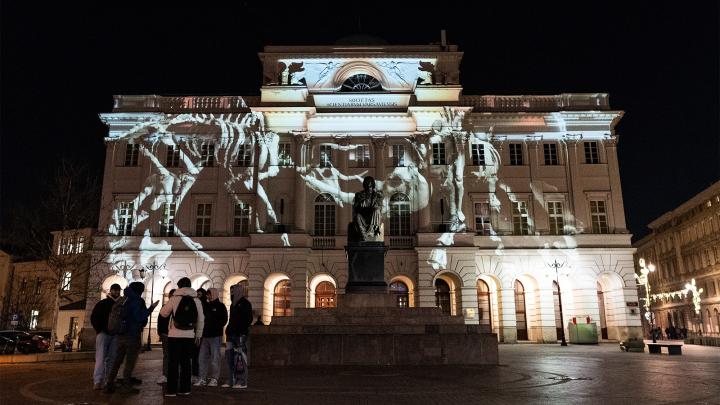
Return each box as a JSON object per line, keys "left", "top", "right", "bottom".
{"left": 371, "top": 135, "right": 387, "bottom": 185}
{"left": 536, "top": 282, "right": 559, "bottom": 343}
{"left": 499, "top": 286, "right": 518, "bottom": 343}
{"left": 334, "top": 135, "right": 350, "bottom": 235}
{"left": 460, "top": 286, "right": 480, "bottom": 324}
{"left": 605, "top": 137, "right": 628, "bottom": 233}
{"left": 413, "top": 133, "right": 432, "bottom": 232}
{"left": 293, "top": 134, "right": 309, "bottom": 233}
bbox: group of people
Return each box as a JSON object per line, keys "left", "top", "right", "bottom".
{"left": 90, "top": 278, "right": 253, "bottom": 397}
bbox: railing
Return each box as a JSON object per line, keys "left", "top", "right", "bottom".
{"left": 312, "top": 236, "right": 336, "bottom": 249}
{"left": 389, "top": 236, "right": 414, "bottom": 249}
{"left": 113, "top": 95, "right": 260, "bottom": 112}
{"left": 460, "top": 94, "right": 610, "bottom": 112}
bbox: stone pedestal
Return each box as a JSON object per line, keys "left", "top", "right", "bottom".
{"left": 345, "top": 242, "right": 387, "bottom": 293}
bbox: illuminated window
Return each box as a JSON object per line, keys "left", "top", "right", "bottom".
{"left": 584, "top": 141, "right": 600, "bottom": 164}
{"left": 432, "top": 142, "right": 446, "bottom": 165}
{"left": 389, "top": 193, "right": 411, "bottom": 236}
{"left": 319, "top": 145, "right": 332, "bottom": 168}
{"left": 124, "top": 144, "right": 139, "bottom": 166}
{"left": 474, "top": 202, "right": 493, "bottom": 236}
{"left": 353, "top": 144, "right": 370, "bottom": 168}
{"left": 547, "top": 201, "right": 565, "bottom": 235}
{"left": 58, "top": 237, "right": 73, "bottom": 255}
{"left": 273, "top": 280, "right": 292, "bottom": 317}
{"left": 196, "top": 203, "right": 212, "bottom": 237}
{"left": 477, "top": 280, "right": 492, "bottom": 332}
{"left": 471, "top": 144, "right": 486, "bottom": 166}
{"left": 278, "top": 143, "right": 293, "bottom": 166}
{"left": 389, "top": 281, "right": 409, "bottom": 308}
{"left": 341, "top": 74, "right": 382, "bottom": 92}
{"left": 435, "top": 279, "right": 451, "bottom": 315}
{"left": 61, "top": 271, "right": 72, "bottom": 291}
{"left": 166, "top": 145, "right": 181, "bottom": 167}
{"left": 76, "top": 235, "right": 85, "bottom": 253}
{"left": 160, "top": 202, "right": 176, "bottom": 237}
{"left": 544, "top": 143, "right": 558, "bottom": 165}
{"left": 29, "top": 310, "right": 39, "bottom": 330}
{"left": 314, "top": 193, "right": 335, "bottom": 236}
{"left": 34, "top": 277, "right": 41, "bottom": 295}
{"left": 233, "top": 202, "right": 250, "bottom": 236}
{"left": 590, "top": 200, "right": 609, "bottom": 233}
{"left": 117, "top": 202, "right": 134, "bottom": 236}
{"left": 392, "top": 144, "right": 405, "bottom": 167}
{"left": 237, "top": 144, "right": 252, "bottom": 167}
{"left": 200, "top": 144, "right": 215, "bottom": 167}
{"left": 509, "top": 143, "right": 523, "bottom": 165}
{"left": 315, "top": 281, "right": 336, "bottom": 308}
{"left": 512, "top": 201, "right": 530, "bottom": 235}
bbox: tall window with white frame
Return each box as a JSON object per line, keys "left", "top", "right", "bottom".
{"left": 509, "top": 143, "right": 523, "bottom": 165}
{"left": 544, "top": 143, "right": 559, "bottom": 165}
{"left": 233, "top": 202, "right": 250, "bottom": 236}
{"left": 353, "top": 144, "right": 370, "bottom": 168}
{"left": 314, "top": 194, "right": 336, "bottom": 236}
{"left": 124, "top": 144, "right": 139, "bottom": 166}
{"left": 474, "top": 202, "right": 493, "bottom": 236}
{"left": 200, "top": 144, "right": 215, "bottom": 167}
{"left": 160, "top": 202, "right": 176, "bottom": 237}
{"left": 237, "top": 143, "right": 252, "bottom": 167}
{"left": 319, "top": 145, "right": 332, "bottom": 168}
{"left": 389, "top": 193, "right": 411, "bottom": 235}
{"left": 547, "top": 201, "right": 565, "bottom": 235}
{"left": 278, "top": 143, "right": 293, "bottom": 166}
{"left": 512, "top": 201, "right": 531, "bottom": 235}
{"left": 590, "top": 200, "right": 609, "bottom": 233}
{"left": 61, "top": 271, "right": 72, "bottom": 291}
{"left": 584, "top": 141, "right": 600, "bottom": 164}
{"left": 471, "top": 143, "right": 486, "bottom": 166}
{"left": 166, "top": 145, "right": 181, "bottom": 167}
{"left": 29, "top": 310, "right": 39, "bottom": 330}
{"left": 117, "top": 202, "right": 134, "bottom": 236}
{"left": 392, "top": 144, "right": 405, "bottom": 167}
{"left": 196, "top": 203, "right": 212, "bottom": 236}
{"left": 432, "top": 142, "right": 446, "bottom": 165}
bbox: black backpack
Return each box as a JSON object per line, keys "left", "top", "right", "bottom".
{"left": 106, "top": 297, "right": 128, "bottom": 335}
{"left": 173, "top": 296, "right": 198, "bottom": 330}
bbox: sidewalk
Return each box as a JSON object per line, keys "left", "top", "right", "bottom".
{"left": 0, "top": 351, "right": 95, "bottom": 364}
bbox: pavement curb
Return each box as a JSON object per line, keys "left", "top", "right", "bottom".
{"left": 0, "top": 351, "right": 95, "bottom": 364}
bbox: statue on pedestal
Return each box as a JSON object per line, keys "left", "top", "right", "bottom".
{"left": 349, "top": 176, "right": 384, "bottom": 243}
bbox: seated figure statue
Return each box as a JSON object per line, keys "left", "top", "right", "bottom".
{"left": 349, "top": 176, "right": 384, "bottom": 243}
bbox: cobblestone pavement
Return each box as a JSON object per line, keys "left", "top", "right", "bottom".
{"left": 1, "top": 342, "right": 718, "bottom": 404}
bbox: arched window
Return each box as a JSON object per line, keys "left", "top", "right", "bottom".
{"left": 435, "top": 279, "right": 451, "bottom": 316}
{"left": 314, "top": 194, "right": 336, "bottom": 236}
{"left": 273, "top": 280, "right": 292, "bottom": 317}
{"left": 477, "top": 279, "right": 492, "bottom": 332}
{"left": 341, "top": 74, "right": 382, "bottom": 92}
{"left": 389, "top": 281, "right": 409, "bottom": 308}
{"left": 514, "top": 280, "right": 528, "bottom": 340}
{"left": 315, "top": 281, "right": 336, "bottom": 308}
{"left": 389, "top": 193, "right": 411, "bottom": 236}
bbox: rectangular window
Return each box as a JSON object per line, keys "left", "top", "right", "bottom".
{"left": 160, "top": 202, "right": 176, "bottom": 237}
{"left": 474, "top": 202, "right": 493, "bottom": 236}
{"left": 547, "top": 201, "right": 565, "bottom": 235}
{"left": 195, "top": 203, "right": 212, "bottom": 237}
{"left": 76, "top": 235, "right": 85, "bottom": 254}
{"left": 509, "top": 143, "right": 523, "bottom": 165}
{"left": 314, "top": 202, "right": 336, "bottom": 236}
{"left": 117, "top": 202, "right": 134, "bottom": 236}
{"left": 512, "top": 201, "right": 530, "bottom": 235}
{"left": 34, "top": 277, "right": 41, "bottom": 295}
{"left": 61, "top": 271, "right": 72, "bottom": 291}
{"left": 124, "top": 144, "right": 139, "bottom": 166}
{"left": 432, "top": 143, "right": 446, "bottom": 165}
{"left": 590, "top": 200, "right": 609, "bottom": 233}
{"left": 278, "top": 143, "right": 293, "bottom": 166}
{"left": 233, "top": 202, "right": 251, "bottom": 236}
{"left": 392, "top": 144, "right": 405, "bottom": 167}
{"left": 237, "top": 144, "right": 252, "bottom": 167}
{"left": 29, "top": 310, "right": 39, "bottom": 330}
{"left": 319, "top": 145, "right": 332, "bottom": 168}
{"left": 352, "top": 144, "right": 370, "bottom": 168}
{"left": 471, "top": 144, "right": 486, "bottom": 166}
{"left": 543, "top": 143, "right": 559, "bottom": 165}
{"left": 166, "top": 145, "right": 181, "bottom": 167}
{"left": 201, "top": 144, "right": 215, "bottom": 167}
{"left": 584, "top": 141, "right": 600, "bottom": 164}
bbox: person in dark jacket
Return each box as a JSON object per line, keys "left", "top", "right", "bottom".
{"left": 90, "top": 283, "right": 121, "bottom": 390}
{"left": 222, "top": 283, "right": 253, "bottom": 388}
{"left": 156, "top": 288, "right": 175, "bottom": 385}
{"left": 105, "top": 282, "right": 158, "bottom": 394}
{"left": 195, "top": 288, "right": 228, "bottom": 387}
{"left": 191, "top": 288, "right": 207, "bottom": 383}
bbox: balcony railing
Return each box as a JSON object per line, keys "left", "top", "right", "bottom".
{"left": 312, "top": 236, "right": 336, "bottom": 249}
{"left": 460, "top": 94, "right": 610, "bottom": 112}
{"left": 113, "top": 95, "right": 260, "bottom": 112}
{"left": 389, "top": 236, "right": 414, "bottom": 249}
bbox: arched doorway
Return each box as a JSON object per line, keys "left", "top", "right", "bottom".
{"left": 435, "top": 279, "right": 451, "bottom": 316}
{"left": 389, "top": 280, "right": 409, "bottom": 308}
{"left": 477, "top": 279, "right": 492, "bottom": 333}
{"left": 515, "top": 280, "right": 528, "bottom": 340}
{"left": 315, "top": 281, "right": 336, "bottom": 308}
{"left": 597, "top": 282, "right": 608, "bottom": 339}
{"left": 273, "top": 280, "right": 292, "bottom": 317}
{"left": 162, "top": 281, "right": 174, "bottom": 305}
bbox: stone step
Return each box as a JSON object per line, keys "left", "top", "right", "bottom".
{"left": 253, "top": 323, "right": 486, "bottom": 335}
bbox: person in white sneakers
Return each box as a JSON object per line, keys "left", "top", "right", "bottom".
{"left": 221, "top": 283, "right": 253, "bottom": 389}
{"left": 155, "top": 288, "right": 174, "bottom": 385}
{"left": 194, "top": 288, "right": 228, "bottom": 387}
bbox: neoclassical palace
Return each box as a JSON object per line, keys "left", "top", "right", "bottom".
{"left": 81, "top": 40, "right": 642, "bottom": 346}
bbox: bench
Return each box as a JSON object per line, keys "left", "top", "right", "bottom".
{"left": 647, "top": 343, "right": 683, "bottom": 355}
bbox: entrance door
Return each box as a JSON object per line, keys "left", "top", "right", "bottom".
{"left": 477, "top": 280, "right": 492, "bottom": 333}
{"left": 435, "top": 279, "right": 451, "bottom": 316}
{"left": 315, "top": 281, "right": 336, "bottom": 308}
{"left": 597, "top": 282, "right": 608, "bottom": 339}
{"left": 514, "top": 280, "right": 528, "bottom": 340}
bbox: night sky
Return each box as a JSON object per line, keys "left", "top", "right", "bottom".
{"left": 2, "top": 3, "right": 718, "bottom": 243}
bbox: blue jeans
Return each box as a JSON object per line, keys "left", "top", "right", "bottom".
{"left": 199, "top": 336, "right": 222, "bottom": 380}
{"left": 225, "top": 335, "right": 248, "bottom": 386}
{"left": 93, "top": 332, "right": 117, "bottom": 385}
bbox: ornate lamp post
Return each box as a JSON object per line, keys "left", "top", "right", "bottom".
{"left": 138, "top": 261, "right": 167, "bottom": 351}
{"left": 547, "top": 260, "right": 568, "bottom": 346}
{"left": 636, "top": 258, "right": 656, "bottom": 343}
{"left": 112, "top": 260, "right": 136, "bottom": 280}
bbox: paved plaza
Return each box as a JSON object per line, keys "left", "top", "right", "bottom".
{"left": 1, "top": 342, "right": 718, "bottom": 404}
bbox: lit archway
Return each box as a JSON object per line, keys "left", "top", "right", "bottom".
{"left": 101, "top": 275, "right": 128, "bottom": 299}
{"left": 309, "top": 273, "right": 337, "bottom": 308}
{"left": 389, "top": 274, "right": 416, "bottom": 308}
{"left": 263, "top": 273, "right": 290, "bottom": 324}
{"left": 477, "top": 275, "right": 502, "bottom": 338}
{"left": 224, "top": 275, "right": 249, "bottom": 306}
{"left": 433, "top": 272, "right": 462, "bottom": 316}
{"left": 191, "top": 274, "right": 211, "bottom": 290}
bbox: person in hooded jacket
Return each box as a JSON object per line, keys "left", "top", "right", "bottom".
{"left": 195, "top": 287, "right": 228, "bottom": 387}
{"left": 222, "top": 283, "right": 253, "bottom": 388}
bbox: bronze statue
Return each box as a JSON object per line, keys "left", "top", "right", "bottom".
{"left": 350, "top": 176, "right": 384, "bottom": 242}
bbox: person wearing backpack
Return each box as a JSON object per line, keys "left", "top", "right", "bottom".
{"left": 105, "top": 282, "right": 159, "bottom": 395}
{"left": 159, "top": 277, "right": 204, "bottom": 397}
{"left": 90, "top": 283, "right": 122, "bottom": 390}
{"left": 222, "top": 283, "right": 253, "bottom": 389}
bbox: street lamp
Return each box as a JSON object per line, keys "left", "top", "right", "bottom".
{"left": 138, "top": 261, "right": 167, "bottom": 351}
{"left": 112, "top": 260, "right": 136, "bottom": 280}
{"left": 547, "top": 259, "right": 568, "bottom": 346}
{"left": 636, "top": 258, "right": 656, "bottom": 343}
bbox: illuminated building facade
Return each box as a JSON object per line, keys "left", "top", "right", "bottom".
{"left": 634, "top": 180, "right": 720, "bottom": 336}
{"left": 82, "top": 41, "right": 642, "bottom": 346}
